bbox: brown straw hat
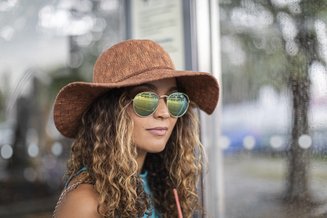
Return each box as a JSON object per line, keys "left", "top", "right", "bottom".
{"left": 53, "top": 39, "right": 219, "bottom": 138}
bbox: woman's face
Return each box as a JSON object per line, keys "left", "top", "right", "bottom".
{"left": 127, "top": 78, "right": 178, "bottom": 154}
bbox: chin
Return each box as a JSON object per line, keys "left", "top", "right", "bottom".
{"left": 149, "top": 147, "right": 166, "bottom": 153}
{"left": 146, "top": 143, "right": 167, "bottom": 153}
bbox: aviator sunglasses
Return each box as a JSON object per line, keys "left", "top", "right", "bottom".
{"left": 131, "top": 91, "right": 190, "bottom": 117}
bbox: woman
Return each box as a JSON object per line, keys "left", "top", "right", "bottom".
{"left": 53, "top": 39, "right": 219, "bottom": 217}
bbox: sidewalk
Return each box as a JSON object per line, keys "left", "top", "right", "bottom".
{"left": 224, "top": 154, "right": 327, "bottom": 218}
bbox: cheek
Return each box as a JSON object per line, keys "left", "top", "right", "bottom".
{"left": 127, "top": 107, "right": 147, "bottom": 138}
{"left": 128, "top": 107, "right": 143, "bottom": 126}
{"left": 127, "top": 106, "right": 178, "bottom": 149}
{"left": 172, "top": 118, "right": 178, "bottom": 126}
{"left": 170, "top": 115, "right": 178, "bottom": 125}
{"left": 170, "top": 119, "right": 178, "bottom": 135}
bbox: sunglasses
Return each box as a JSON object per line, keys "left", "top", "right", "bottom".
{"left": 131, "top": 91, "right": 190, "bottom": 117}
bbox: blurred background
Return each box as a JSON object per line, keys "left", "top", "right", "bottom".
{"left": 0, "top": 0, "right": 326, "bottom": 218}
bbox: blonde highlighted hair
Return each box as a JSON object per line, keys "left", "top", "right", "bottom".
{"left": 66, "top": 87, "right": 204, "bottom": 217}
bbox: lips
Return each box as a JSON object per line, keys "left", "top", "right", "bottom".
{"left": 146, "top": 127, "right": 168, "bottom": 136}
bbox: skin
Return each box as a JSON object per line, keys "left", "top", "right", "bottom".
{"left": 127, "top": 78, "right": 178, "bottom": 171}
{"left": 56, "top": 183, "right": 101, "bottom": 218}
{"left": 57, "top": 78, "right": 178, "bottom": 217}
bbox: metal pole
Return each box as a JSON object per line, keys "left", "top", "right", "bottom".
{"left": 195, "top": 0, "right": 224, "bottom": 217}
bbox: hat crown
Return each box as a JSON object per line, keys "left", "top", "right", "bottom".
{"left": 93, "top": 40, "right": 175, "bottom": 83}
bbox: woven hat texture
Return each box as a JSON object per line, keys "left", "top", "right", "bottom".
{"left": 53, "top": 39, "right": 219, "bottom": 138}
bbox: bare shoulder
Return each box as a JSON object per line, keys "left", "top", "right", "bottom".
{"left": 56, "top": 184, "right": 102, "bottom": 218}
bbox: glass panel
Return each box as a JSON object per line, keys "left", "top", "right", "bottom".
{"left": 219, "top": 0, "right": 327, "bottom": 217}
{"left": 0, "top": 0, "right": 123, "bottom": 216}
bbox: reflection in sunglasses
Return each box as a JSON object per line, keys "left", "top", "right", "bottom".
{"left": 132, "top": 92, "right": 190, "bottom": 117}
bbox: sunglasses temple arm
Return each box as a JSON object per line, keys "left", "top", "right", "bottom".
{"left": 173, "top": 188, "right": 183, "bottom": 218}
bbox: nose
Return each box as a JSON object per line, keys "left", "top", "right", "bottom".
{"left": 153, "top": 98, "right": 170, "bottom": 119}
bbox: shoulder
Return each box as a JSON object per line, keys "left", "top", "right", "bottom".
{"left": 57, "top": 184, "right": 102, "bottom": 218}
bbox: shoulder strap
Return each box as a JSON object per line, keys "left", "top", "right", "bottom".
{"left": 64, "top": 166, "right": 88, "bottom": 189}
{"left": 53, "top": 180, "right": 85, "bottom": 217}
{"left": 53, "top": 167, "right": 91, "bottom": 218}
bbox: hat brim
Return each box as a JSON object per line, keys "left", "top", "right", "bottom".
{"left": 53, "top": 69, "right": 219, "bottom": 138}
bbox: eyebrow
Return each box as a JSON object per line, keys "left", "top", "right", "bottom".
{"left": 132, "top": 83, "right": 178, "bottom": 93}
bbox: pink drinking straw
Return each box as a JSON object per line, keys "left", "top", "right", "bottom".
{"left": 173, "top": 188, "right": 183, "bottom": 218}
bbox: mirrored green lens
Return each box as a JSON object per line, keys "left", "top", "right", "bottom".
{"left": 133, "top": 92, "right": 158, "bottom": 116}
{"left": 167, "top": 92, "right": 189, "bottom": 117}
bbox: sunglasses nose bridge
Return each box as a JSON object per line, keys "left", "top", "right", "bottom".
{"left": 154, "top": 95, "right": 170, "bottom": 118}
{"left": 158, "top": 94, "right": 169, "bottom": 103}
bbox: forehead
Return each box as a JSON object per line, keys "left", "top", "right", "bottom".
{"left": 131, "top": 78, "right": 177, "bottom": 91}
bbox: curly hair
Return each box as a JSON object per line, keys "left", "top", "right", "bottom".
{"left": 65, "top": 88, "right": 204, "bottom": 217}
